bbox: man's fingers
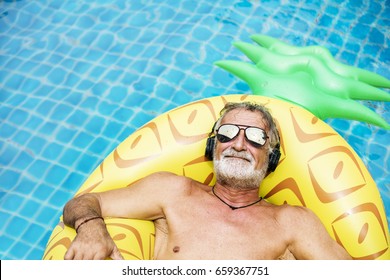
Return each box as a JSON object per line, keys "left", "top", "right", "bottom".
{"left": 64, "top": 247, "right": 75, "bottom": 260}
{"left": 110, "top": 246, "right": 124, "bottom": 260}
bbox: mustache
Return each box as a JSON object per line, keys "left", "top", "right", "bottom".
{"left": 220, "top": 148, "right": 254, "bottom": 162}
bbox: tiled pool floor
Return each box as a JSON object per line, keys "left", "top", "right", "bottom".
{"left": 0, "top": 0, "right": 389, "bottom": 260}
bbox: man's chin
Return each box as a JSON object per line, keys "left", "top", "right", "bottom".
{"left": 219, "top": 164, "right": 255, "bottom": 178}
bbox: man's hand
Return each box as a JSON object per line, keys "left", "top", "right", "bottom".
{"left": 64, "top": 218, "right": 124, "bottom": 260}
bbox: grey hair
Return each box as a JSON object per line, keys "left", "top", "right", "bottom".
{"left": 214, "top": 101, "right": 280, "bottom": 151}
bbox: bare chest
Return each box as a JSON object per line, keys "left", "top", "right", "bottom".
{"left": 154, "top": 200, "right": 289, "bottom": 259}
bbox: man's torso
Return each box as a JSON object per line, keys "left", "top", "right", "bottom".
{"left": 152, "top": 181, "right": 295, "bottom": 259}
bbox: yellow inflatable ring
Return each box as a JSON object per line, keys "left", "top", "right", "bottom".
{"left": 43, "top": 95, "right": 389, "bottom": 260}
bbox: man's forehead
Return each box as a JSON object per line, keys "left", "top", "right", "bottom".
{"left": 222, "top": 108, "right": 267, "bottom": 124}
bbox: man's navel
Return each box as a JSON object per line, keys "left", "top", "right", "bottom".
{"left": 173, "top": 246, "right": 180, "bottom": 253}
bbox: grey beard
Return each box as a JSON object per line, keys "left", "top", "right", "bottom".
{"left": 213, "top": 152, "right": 268, "bottom": 190}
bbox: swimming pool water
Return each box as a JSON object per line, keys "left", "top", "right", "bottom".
{"left": 0, "top": 0, "right": 389, "bottom": 260}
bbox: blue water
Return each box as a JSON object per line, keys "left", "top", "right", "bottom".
{"left": 0, "top": 0, "right": 389, "bottom": 260}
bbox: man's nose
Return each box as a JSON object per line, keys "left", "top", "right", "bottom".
{"left": 232, "top": 130, "right": 247, "bottom": 151}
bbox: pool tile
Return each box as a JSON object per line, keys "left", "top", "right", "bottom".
{"left": 20, "top": 78, "right": 41, "bottom": 93}
{"left": 48, "top": 189, "right": 73, "bottom": 207}
{"left": 85, "top": 115, "right": 106, "bottom": 135}
{"left": 56, "top": 127, "right": 77, "bottom": 144}
{"left": 0, "top": 235, "right": 14, "bottom": 252}
{"left": 0, "top": 169, "right": 21, "bottom": 191}
{"left": 101, "top": 121, "right": 123, "bottom": 138}
{"left": 63, "top": 91, "right": 83, "bottom": 106}
{"left": 25, "top": 136, "right": 46, "bottom": 156}
{"left": 75, "top": 153, "right": 100, "bottom": 174}
{"left": 0, "top": 193, "right": 24, "bottom": 212}
{"left": 34, "top": 64, "right": 52, "bottom": 77}
{"left": 20, "top": 97, "right": 40, "bottom": 111}
{"left": 131, "top": 111, "right": 155, "bottom": 128}
{"left": 27, "top": 159, "right": 50, "bottom": 179}
{"left": 162, "top": 69, "right": 185, "bottom": 85}
{"left": 8, "top": 109, "right": 29, "bottom": 126}
{"left": 50, "top": 104, "right": 73, "bottom": 122}
{"left": 77, "top": 79, "right": 95, "bottom": 91}
{"left": 113, "top": 107, "right": 134, "bottom": 123}
{"left": 172, "top": 89, "right": 194, "bottom": 105}
{"left": 97, "top": 101, "right": 118, "bottom": 117}
{"left": 67, "top": 109, "right": 89, "bottom": 127}
{"left": 182, "top": 76, "right": 205, "bottom": 93}
{"left": 19, "top": 200, "right": 41, "bottom": 217}
{"left": 0, "top": 144, "right": 19, "bottom": 167}
{"left": 8, "top": 241, "right": 31, "bottom": 260}
{"left": 62, "top": 172, "right": 86, "bottom": 193}
{"left": 379, "top": 48, "right": 390, "bottom": 64}
{"left": 12, "top": 150, "right": 35, "bottom": 171}
{"left": 26, "top": 247, "right": 45, "bottom": 260}
{"left": 155, "top": 83, "right": 176, "bottom": 100}
{"left": 72, "top": 131, "right": 94, "bottom": 149}
{"left": 35, "top": 206, "right": 59, "bottom": 225}
{"left": 5, "top": 216, "right": 29, "bottom": 238}
{"left": 7, "top": 95, "right": 27, "bottom": 109}
{"left": 36, "top": 100, "right": 56, "bottom": 117}
{"left": 328, "top": 32, "right": 343, "bottom": 46}
{"left": 318, "top": 14, "right": 334, "bottom": 27}
{"left": 0, "top": 122, "right": 16, "bottom": 139}
{"left": 44, "top": 164, "right": 69, "bottom": 186}
{"left": 89, "top": 137, "right": 111, "bottom": 154}
{"left": 0, "top": 211, "right": 12, "bottom": 231}
{"left": 42, "top": 143, "right": 64, "bottom": 160}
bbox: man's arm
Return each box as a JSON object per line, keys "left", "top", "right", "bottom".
{"left": 63, "top": 192, "right": 102, "bottom": 230}
{"left": 63, "top": 192, "right": 124, "bottom": 260}
{"left": 63, "top": 171, "right": 183, "bottom": 259}
{"left": 286, "top": 206, "right": 352, "bottom": 260}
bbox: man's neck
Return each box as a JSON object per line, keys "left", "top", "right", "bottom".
{"left": 212, "top": 183, "right": 262, "bottom": 209}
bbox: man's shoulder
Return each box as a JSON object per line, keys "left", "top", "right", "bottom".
{"left": 277, "top": 204, "right": 323, "bottom": 232}
{"left": 146, "top": 171, "right": 188, "bottom": 183}
{"left": 279, "top": 203, "right": 314, "bottom": 215}
{"left": 146, "top": 171, "right": 203, "bottom": 193}
{"left": 266, "top": 203, "right": 317, "bottom": 224}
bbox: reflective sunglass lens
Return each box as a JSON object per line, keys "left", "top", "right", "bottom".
{"left": 246, "top": 127, "right": 266, "bottom": 146}
{"left": 216, "top": 134, "right": 231, "bottom": 143}
{"left": 216, "top": 125, "right": 238, "bottom": 142}
{"left": 216, "top": 124, "right": 267, "bottom": 147}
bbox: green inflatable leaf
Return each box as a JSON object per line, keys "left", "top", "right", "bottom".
{"left": 215, "top": 34, "right": 390, "bottom": 129}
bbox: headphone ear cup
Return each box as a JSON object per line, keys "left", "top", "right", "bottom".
{"left": 267, "top": 146, "right": 281, "bottom": 173}
{"left": 205, "top": 136, "right": 215, "bottom": 160}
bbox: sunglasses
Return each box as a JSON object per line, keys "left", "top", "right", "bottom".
{"left": 216, "top": 124, "right": 268, "bottom": 148}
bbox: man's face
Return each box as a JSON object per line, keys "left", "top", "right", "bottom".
{"left": 213, "top": 108, "right": 270, "bottom": 189}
